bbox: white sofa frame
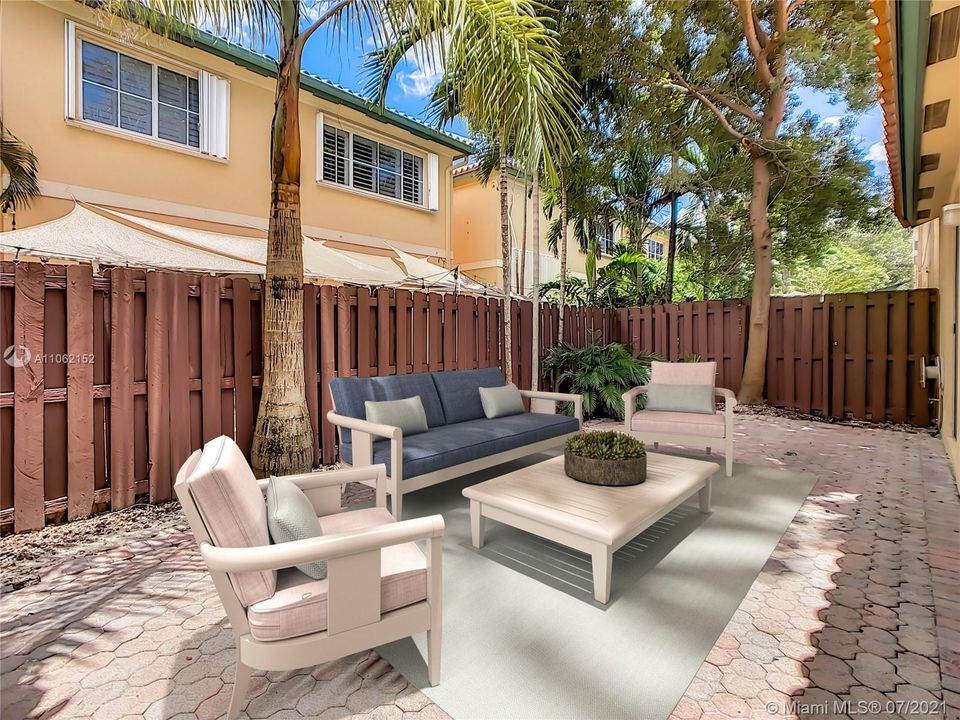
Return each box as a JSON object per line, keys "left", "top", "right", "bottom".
{"left": 175, "top": 459, "right": 444, "bottom": 720}
{"left": 622, "top": 386, "right": 737, "bottom": 476}
{"left": 328, "top": 389, "right": 583, "bottom": 519}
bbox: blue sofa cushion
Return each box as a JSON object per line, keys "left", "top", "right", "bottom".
{"left": 430, "top": 367, "right": 506, "bottom": 425}
{"left": 340, "top": 412, "right": 579, "bottom": 478}
{"left": 330, "top": 374, "right": 446, "bottom": 443}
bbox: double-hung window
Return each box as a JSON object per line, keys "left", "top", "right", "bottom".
{"left": 66, "top": 22, "right": 230, "bottom": 158}
{"left": 80, "top": 39, "right": 200, "bottom": 148}
{"left": 319, "top": 116, "right": 436, "bottom": 209}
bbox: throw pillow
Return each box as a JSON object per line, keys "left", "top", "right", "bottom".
{"left": 479, "top": 383, "right": 526, "bottom": 418}
{"left": 645, "top": 383, "right": 716, "bottom": 415}
{"left": 266, "top": 476, "right": 326, "bottom": 580}
{"left": 365, "top": 396, "right": 429, "bottom": 436}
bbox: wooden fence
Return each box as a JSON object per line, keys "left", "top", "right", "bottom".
{"left": 0, "top": 261, "right": 938, "bottom": 532}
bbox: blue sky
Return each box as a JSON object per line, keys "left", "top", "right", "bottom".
{"left": 299, "top": 26, "right": 887, "bottom": 180}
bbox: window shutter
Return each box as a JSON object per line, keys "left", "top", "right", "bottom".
{"left": 199, "top": 70, "right": 229, "bottom": 159}
{"left": 316, "top": 112, "right": 324, "bottom": 182}
{"left": 65, "top": 20, "right": 77, "bottom": 119}
{"left": 427, "top": 153, "right": 439, "bottom": 210}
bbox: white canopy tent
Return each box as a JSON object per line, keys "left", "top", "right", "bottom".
{"left": 0, "top": 203, "right": 500, "bottom": 294}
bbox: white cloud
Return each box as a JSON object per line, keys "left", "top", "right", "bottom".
{"left": 397, "top": 65, "right": 442, "bottom": 98}
{"left": 867, "top": 141, "right": 888, "bottom": 165}
{"left": 821, "top": 115, "right": 841, "bottom": 127}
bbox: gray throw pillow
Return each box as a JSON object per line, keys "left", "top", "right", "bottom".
{"left": 266, "top": 476, "right": 326, "bottom": 580}
{"left": 479, "top": 383, "right": 526, "bottom": 418}
{"left": 645, "top": 383, "right": 716, "bottom": 415}
{"left": 365, "top": 396, "right": 429, "bottom": 435}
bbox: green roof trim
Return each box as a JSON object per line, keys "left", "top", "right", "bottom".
{"left": 95, "top": 1, "right": 474, "bottom": 156}
{"left": 895, "top": 0, "right": 931, "bottom": 226}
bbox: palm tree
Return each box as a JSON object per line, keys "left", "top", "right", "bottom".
{"left": 1, "top": 126, "right": 40, "bottom": 230}
{"left": 104, "top": 0, "right": 577, "bottom": 473}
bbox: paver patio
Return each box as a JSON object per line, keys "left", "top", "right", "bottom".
{"left": 1, "top": 413, "right": 957, "bottom": 720}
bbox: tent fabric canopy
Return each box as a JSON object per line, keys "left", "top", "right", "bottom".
{"left": 0, "top": 202, "right": 501, "bottom": 294}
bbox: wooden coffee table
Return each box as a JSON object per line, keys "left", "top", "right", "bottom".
{"left": 462, "top": 453, "right": 719, "bottom": 603}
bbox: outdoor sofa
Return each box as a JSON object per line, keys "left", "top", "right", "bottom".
{"left": 328, "top": 367, "right": 583, "bottom": 518}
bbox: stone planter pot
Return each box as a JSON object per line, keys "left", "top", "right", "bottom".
{"left": 564, "top": 449, "right": 647, "bottom": 486}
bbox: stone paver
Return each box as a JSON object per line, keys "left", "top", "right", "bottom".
{"left": 1, "top": 414, "right": 957, "bottom": 720}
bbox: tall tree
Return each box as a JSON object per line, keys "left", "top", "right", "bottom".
{"left": 109, "top": 0, "right": 577, "bottom": 472}
{"left": 633, "top": 0, "right": 876, "bottom": 403}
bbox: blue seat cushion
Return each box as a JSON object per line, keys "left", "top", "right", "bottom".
{"left": 340, "top": 412, "right": 579, "bottom": 478}
{"left": 330, "top": 374, "right": 446, "bottom": 443}
{"left": 430, "top": 367, "right": 506, "bottom": 425}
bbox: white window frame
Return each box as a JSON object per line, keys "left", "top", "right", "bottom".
{"left": 66, "top": 23, "right": 228, "bottom": 160}
{"left": 317, "top": 114, "right": 435, "bottom": 211}
{"left": 648, "top": 239, "right": 665, "bottom": 261}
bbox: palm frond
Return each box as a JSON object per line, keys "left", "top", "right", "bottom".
{"left": 0, "top": 127, "right": 40, "bottom": 212}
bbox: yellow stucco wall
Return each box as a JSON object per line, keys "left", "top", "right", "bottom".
{"left": 452, "top": 170, "right": 593, "bottom": 292}
{"left": 1, "top": 1, "right": 462, "bottom": 258}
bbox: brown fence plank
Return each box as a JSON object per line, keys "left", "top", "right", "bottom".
{"left": 377, "top": 287, "right": 391, "bottom": 376}
{"left": 319, "top": 286, "right": 337, "bottom": 461}
{"left": 799, "top": 297, "right": 814, "bottom": 414}
{"left": 168, "top": 272, "right": 192, "bottom": 472}
{"left": 396, "top": 289, "right": 411, "bottom": 375}
{"left": 303, "top": 284, "right": 319, "bottom": 464}
{"left": 65, "top": 265, "right": 96, "bottom": 518}
{"left": 428, "top": 293, "right": 442, "bottom": 371}
{"left": 109, "top": 268, "right": 136, "bottom": 510}
{"left": 200, "top": 276, "right": 222, "bottom": 443}
{"left": 831, "top": 298, "right": 847, "bottom": 419}
{"left": 357, "top": 289, "right": 374, "bottom": 378}
{"left": 412, "top": 291, "right": 428, "bottom": 372}
{"left": 233, "top": 279, "right": 254, "bottom": 458}
{"left": 13, "top": 263, "right": 46, "bottom": 531}
{"left": 145, "top": 271, "right": 171, "bottom": 504}
{"left": 337, "top": 287, "right": 354, "bottom": 379}
{"left": 848, "top": 295, "right": 868, "bottom": 419}
{"left": 870, "top": 293, "right": 889, "bottom": 421}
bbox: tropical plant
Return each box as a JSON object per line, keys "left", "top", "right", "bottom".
{"left": 566, "top": 431, "right": 645, "bottom": 460}
{"left": 542, "top": 339, "right": 658, "bottom": 419}
{"left": 1, "top": 126, "right": 40, "bottom": 219}
{"left": 103, "top": 0, "right": 578, "bottom": 473}
{"left": 539, "top": 244, "right": 664, "bottom": 308}
{"left": 633, "top": 0, "right": 877, "bottom": 403}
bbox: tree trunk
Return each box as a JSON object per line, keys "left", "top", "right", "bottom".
{"left": 499, "top": 150, "right": 513, "bottom": 383}
{"left": 664, "top": 155, "right": 678, "bottom": 303}
{"left": 531, "top": 172, "right": 541, "bottom": 390}
{"left": 251, "top": 17, "right": 313, "bottom": 475}
{"left": 518, "top": 177, "right": 528, "bottom": 295}
{"left": 557, "top": 185, "right": 568, "bottom": 342}
{"left": 738, "top": 152, "right": 774, "bottom": 405}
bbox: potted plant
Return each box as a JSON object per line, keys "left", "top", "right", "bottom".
{"left": 564, "top": 431, "right": 647, "bottom": 486}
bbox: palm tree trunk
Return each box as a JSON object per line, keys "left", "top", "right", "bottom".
{"left": 664, "top": 155, "right": 678, "bottom": 303}
{"left": 499, "top": 149, "right": 513, "bottom": 383}
{"left": 518, "top": 177, "right": 528, "bottom": 295}
{"left": 531, "top": 172, "right": 541, "bottom": 390}
{"left": 557, "top": 185, "right": 568, "bottom": 343}
{"left": 251, "top": 15, "right": 313, "bottom": 476}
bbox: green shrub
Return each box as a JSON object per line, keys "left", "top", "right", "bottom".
{"left": 565, "top": 431, "right": 646, "bottom": 460}
{"left": 542, "top": 338, "right": 658, "bottom": 420}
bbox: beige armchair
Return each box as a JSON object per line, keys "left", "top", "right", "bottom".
{"left": 175, "top": 436, "right": 444, "bottom": 720}
{"left": 622, "top": 361, "right": 737, "bottom": 476}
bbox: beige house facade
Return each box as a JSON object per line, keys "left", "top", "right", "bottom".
{"left": 874, "top": 0, "right": 960, "bottom": 481}
{"left": 1, "top": 0, "right": 472, "bottom": 260}
{"left": 452, "top": 165, "right": 666, "bottom": 294}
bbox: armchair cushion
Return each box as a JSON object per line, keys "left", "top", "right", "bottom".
{"left": 266, "top": 476, "right": 327, "bottom": 580}
{"left": 246, "top": 508, "right": 427, "bottom": 642}
{"left": 431, "top": 367, "right": 506, "bottom": 424}
{"left": 629, "top": 410, "right": 726, "bottom": 438}
{"left": 183, "top": 436, "right": 276, "bottom": 606}
{"left": 330, "top": 374, "right": 446, "bottom": 443}
{"left": 365, "top": 396, "right": 429, "bottom": 436}
{"left": 340, "top": 413, "right": 579, "bottom": 478}
{"left": 479, "top": 383, "right": 525, "bottom": 419}
{"left": 651, "top": 360, "right": 717, "bottom": 385}
{"left": 645, "top": 383, "right": 716, "bottom": 415}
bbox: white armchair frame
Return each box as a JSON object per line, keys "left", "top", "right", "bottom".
{"left": 175, "top": 459, "right": 444, "bottom": 720}
{"left": 622, "top": 386, "right": 737, "bottom": 476}
{"left": 329, "top": 389, "right": 583, "bottom": 520}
